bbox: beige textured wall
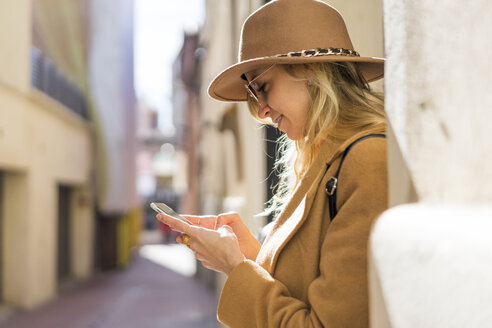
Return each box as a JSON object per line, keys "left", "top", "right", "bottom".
{"left": 0, "top": 0, "right": 30, "bottom": 92}
{"left": 0, "top": 0, "right": 94, "bottom": 308}
{"left": 324, "top": 0, "right": 384, "bottom": 57}
{"left": 325, "top": 0, "right": 384, "bottom": 92}
{"left": 0, "top": 92, "right": 94, "bottom": 309}
{"left": 2, "top": 172, "right": 29, "bottom": 306}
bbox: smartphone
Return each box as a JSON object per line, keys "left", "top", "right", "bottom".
{"left": 150, "top": 202, "right": 192, "bottom": 224}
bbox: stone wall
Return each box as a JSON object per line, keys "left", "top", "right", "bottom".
{"left": 370, "top": 0, "right": 492, "bottom": 326}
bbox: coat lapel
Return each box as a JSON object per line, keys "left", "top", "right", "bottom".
{"left": 256, "top": 125, "right": 386, "bottom": 274}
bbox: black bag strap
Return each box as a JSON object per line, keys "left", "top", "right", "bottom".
{"left": 325, "top": 134, "right": 386, "bottom": 221}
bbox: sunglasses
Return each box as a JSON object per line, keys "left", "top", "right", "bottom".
{"left": 243, "top": 65, "right": 275, "bottom": 105}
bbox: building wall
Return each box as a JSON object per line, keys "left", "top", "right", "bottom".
{"left": 0, "top": 0, "right": 94, "bottom": 308}
{"left": 88, "top": 0, "right": 139, "bottom": 271}
{"left": 325, "top": 0, "right": 384, "bottom": 92}
{"left": 89, "top": 0, "right": 138, "bottom": 213}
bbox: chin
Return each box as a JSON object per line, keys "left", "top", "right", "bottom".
{"left": 286, "top": 131, "right": 302, "bottom": 140}
{"left": 284, "top": 127, "right": 308, "bottom": 140}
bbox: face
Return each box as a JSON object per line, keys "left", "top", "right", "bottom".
{"left": 245, "top": 65, "right": 311, "bottom": 140}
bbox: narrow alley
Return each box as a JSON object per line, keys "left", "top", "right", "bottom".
{"left": 0, "top": 232, "right": 220, "bottom": 328}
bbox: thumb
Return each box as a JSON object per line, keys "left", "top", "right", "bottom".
{"left": 218, "top": 224, "right": 235, "bottom": 235}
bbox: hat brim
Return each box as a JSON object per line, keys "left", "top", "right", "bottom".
{"left": 208, "top": 55, "right": 384, "bottom": 102}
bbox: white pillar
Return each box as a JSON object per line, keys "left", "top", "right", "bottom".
{"left": 384, "top": 0, "right": 492, "bottom": 203}
{"left": 370, "top": 205, "right": 492, "bottom": 328}
{"left": 370, "top": 0, "right": 492, "bottom": 326}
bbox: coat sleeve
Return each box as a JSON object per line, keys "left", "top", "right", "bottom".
{"left": 217, "top": 138, "right": 388, "bottom": 327}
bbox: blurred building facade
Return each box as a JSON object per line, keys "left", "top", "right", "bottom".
{"left": 89, "top": 0, "right": 139, "bottom": 272}
{"left": 135, "top": 100, "right": 177, "bottom": 231}
{"left": 0, "top": 0, "right": 139, "bottom": 311}
{"left": 172, "top": 32, "right": 202, "bottom": 216}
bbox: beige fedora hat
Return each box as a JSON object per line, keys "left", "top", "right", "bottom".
{"left": 208, "top": 0, "right": 384, "bottom": 102}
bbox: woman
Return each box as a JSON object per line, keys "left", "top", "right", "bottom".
{"left": 157, "top": 0, "right": 388, "bottom": 326}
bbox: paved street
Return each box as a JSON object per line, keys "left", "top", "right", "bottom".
{"left": 0, "top": 232, "right": 220, "bottom": 328}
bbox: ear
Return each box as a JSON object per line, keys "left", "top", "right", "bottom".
{"left": 301, "top": 64, "right": 316, "bottom": 82}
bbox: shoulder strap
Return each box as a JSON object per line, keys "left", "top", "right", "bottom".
{"left": 326, "top": 134, "right": 386, "bottom": 221}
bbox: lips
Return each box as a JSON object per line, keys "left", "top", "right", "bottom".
{"left": 274, "top": 115, "right": 283, "bottom": 125}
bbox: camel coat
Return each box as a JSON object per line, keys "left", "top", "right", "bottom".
{"left": 217, "top": 126, "right": 388, "bottom": 327}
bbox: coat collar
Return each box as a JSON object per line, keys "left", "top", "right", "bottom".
{"left": 256, "top": 124, "right": 386, "bottom": 273}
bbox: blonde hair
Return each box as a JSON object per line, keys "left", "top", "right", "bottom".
{"left": 247, "top": 62, "right": 386, "bottom": 216}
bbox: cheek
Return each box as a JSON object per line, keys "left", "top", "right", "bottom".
{"left": 291, "top": 87, "right": 311, "bottom": 124}
{"left": 272, "top": 84, "right": 309, "bottom": 110}
{"left": 267, "top": 76, "right": 311, "bottom": 130}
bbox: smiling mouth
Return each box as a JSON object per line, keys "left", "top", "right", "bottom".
{"left": 274, "top": 115, "right": 283, "bottom": 124}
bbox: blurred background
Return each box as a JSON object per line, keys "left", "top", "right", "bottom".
{"left": 0, "top": 0, "right": 383, "bottom": 327}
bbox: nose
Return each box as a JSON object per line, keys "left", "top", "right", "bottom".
{"left": 257, "top": 104, "right": 271, "bottom": 119}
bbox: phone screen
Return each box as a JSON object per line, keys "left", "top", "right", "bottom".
{"left": 150, "top": 202, "right": 191, "bottom": 224}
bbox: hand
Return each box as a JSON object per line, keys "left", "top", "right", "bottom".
{"left": 157, "top": 213, "right": 246, "bottom": 275}
{"left": 216, "top": 212, "right": 261, "bottom": 261}
{"left": 181, "top": 212, "right": 261, "bottom": 261}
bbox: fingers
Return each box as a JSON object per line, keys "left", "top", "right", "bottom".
{"left": 218, "top": 224, "right": 234, "bottom": 235}
{"left": 216, "top": 212, "right": 239, "bottom": 228}
{"left": 182, "top": 227, "right": 218, "bottom": 252}
{"left": 175, "top": 225, "right": 244, "bottom": 274}
{"left": 157, "top": 213, "right": 190, "bottom": 234}
{"left": 177, "top": 215, "right": 218, "bottom": 230}
{"left": 179, "top": 215, "right": 201, "bottom": 225}
{"left": 158, "top": 213, "right": 213, "bottom": 234}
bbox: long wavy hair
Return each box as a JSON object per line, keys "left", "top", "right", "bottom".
{"left": 247, "top": 62, "right": 386, "bottom": 216}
